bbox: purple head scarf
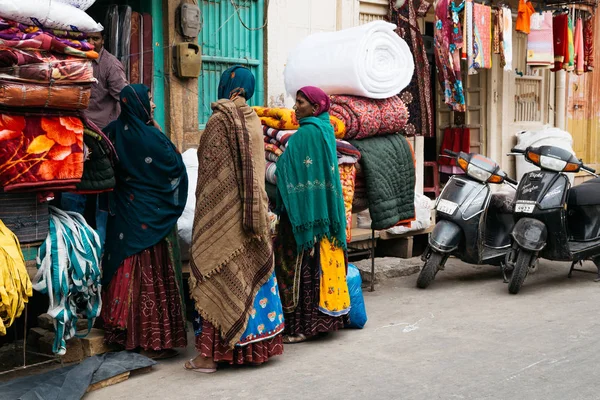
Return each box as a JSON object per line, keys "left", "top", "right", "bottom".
{"left": 298, "top": 86, "right": 330, "bottom": 116}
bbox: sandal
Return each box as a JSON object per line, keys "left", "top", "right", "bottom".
{"left": 184, "top": 358, "right": 217, "bottom": 374}
{"left": 283, "top": 334, "right": 308, "bottom": 344}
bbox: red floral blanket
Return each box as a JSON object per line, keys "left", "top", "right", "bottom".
{"left": 0, "top": 112, "right": 84, "bottom": 192}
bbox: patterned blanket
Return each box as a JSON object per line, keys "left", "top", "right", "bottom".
{"left": 0, "top": 18, "right": 94, "bottom": 52}
{"left": 0, "top": 48, "right": 94, "bottom": 83}
{"left": 0, "top": 112, "right": 84, "bottom": 192}
{"left": 330, "top": 95, "right": 409, "bottom": 140}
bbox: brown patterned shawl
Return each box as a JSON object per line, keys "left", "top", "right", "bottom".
{"left": 190, "top": 97, "right": 273, "bottom": 348}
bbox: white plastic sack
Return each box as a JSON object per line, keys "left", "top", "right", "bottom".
{"left": 0, "top": 0, "right": 103, "bottom": 32}
{"left": 177, "top": 149, "right": 198, "bottom": 261}
{"left": 53, "top": 0, "right": 96, "bottom": 11}
{"left": 284, "top": 20, "right": 414, "bottom": 100}
{"left": 385, "top": 194, "right": 433, "bottom": 235}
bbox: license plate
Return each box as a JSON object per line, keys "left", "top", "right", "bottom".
{"left": 437, "top": 199, "right": 458, "bottom": 215}
{"left": 515, "top": 203, "right": 535, "bottom": 213}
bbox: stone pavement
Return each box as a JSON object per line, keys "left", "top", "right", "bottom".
{"left": 88, "top": 258, "right": 600, "bottom": 400}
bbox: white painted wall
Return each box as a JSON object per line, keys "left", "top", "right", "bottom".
{"left": 265, "top": 0, "right": 360, "bottom": 108}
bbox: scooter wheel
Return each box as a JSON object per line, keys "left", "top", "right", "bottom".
{"left": 508, "top": 250, "right": 533, "bottom": 295}
{"left": 417, "top": 252, "right": 446, "bottom": 289}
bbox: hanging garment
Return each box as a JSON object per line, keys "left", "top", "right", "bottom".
{"left": 493, "top": 9, "right": 501, "bottom": 54}
{"left": 434, "top": 0, "right": 466, "bottom": 112}
{"left": 438, "top": 127, "right": 471, "bottom": 175}
{"left": 33, "top": 207, "right": 102, "bottom": 355}
{"left": 501, "top": 6, "right": 513, "bottom": 71}
{"left": 516, "top": 0, "right": 535, "bottom": 34}
{"left": 0, "top": 219, "right": 32, "bottom": 336}
{"left": 466, "top": 0, "right": 475, "bottom": 71}
{"left": 471, "top": 4, "right": 493, "bottom": 72}
{"left": 389, "top": 0, "right": 435, "bottom": 137}
{"left": 527, "top": 12, "right": 554, "bottom": 68}
{"left": 567, "top": 16, "right": 575, "bottom": 71}
{"left": 584, "top": 15, "right": 594, "bottom": 72}
{"left": 553, "top": 14, "right": 570, "bottom": 71}
{"left": 574, "top": 17, "right": 585, "bottom": 75}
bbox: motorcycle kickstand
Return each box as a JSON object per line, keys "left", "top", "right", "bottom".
{"left": 568, "top": 261, "right": 582, "bottom": 279}
{"left": 501, "top": 263, "right": 509, "bottom": 284}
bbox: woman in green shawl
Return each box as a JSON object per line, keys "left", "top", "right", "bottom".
{"left": 275, "top": 86, "right": 351, "bottom": 344}
{"left": 101, "top": 84, "right": 188, "bottom": 360}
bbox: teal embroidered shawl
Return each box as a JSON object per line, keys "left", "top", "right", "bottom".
{"left": 275, "top": 112, "right": 347, "bottom": 252}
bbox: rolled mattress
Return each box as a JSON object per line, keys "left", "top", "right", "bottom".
{"left": 284, "top": 20, "right": 414, "bottom": 100}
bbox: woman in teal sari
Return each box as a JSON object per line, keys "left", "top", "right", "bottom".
{"left": 275, "top": 86, "right": 351, "bottom": 344}
{"left": 101, "top": 84, "right": 188, "bottom": 360}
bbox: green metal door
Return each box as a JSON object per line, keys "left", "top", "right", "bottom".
{"left": 199, "top": 0, "right": 264, "bottom": 129}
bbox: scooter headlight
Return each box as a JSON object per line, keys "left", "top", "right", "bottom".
{"left": 466, "top": 163, "right": 492, "bottom": 182}
{"left": 539, "top": 156, "right": 568, "bottom": 172}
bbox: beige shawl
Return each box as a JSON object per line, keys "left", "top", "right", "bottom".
{"left": 189, "top": 97, "right": 272, "bottom": 347}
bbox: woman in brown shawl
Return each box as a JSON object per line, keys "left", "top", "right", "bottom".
{"left": 185, "top": 66, "right": 284, "bottom": 373}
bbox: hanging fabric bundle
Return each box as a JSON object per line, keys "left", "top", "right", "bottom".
{"left": 33, "top": 207, "right": 102, "bottom": 355}
{"left": 0, "top": 219, "right": 33, "bottom": 336}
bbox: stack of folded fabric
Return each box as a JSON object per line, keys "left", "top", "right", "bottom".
{"left": 273, "top": 20, "right": 417, "bottom": 231}
{"left": 0, "top": 1, "right": 116, "bottom": 194}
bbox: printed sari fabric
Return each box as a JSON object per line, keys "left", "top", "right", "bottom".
{"left": 471, "top": 4, "right": 492, "bottom": 72}
{"left": 318, "top": 238, "right": 351, "bottom": 317}
{"left": 434, "top": 0, "right": 466, "bottom": 112}
{"left": 527, "top": 12, "right": 554, "bottom": 68}
{"left": 389, "top": 0, "right": 434, "bottom": 137}
{"left": 0, "top": 113, "right": 84, "bottom": 192}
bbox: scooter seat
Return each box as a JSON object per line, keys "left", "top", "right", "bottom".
{"left": 568, "top": 178, "right": 600, "bottom": 207}
{"left": 490, "top": 191, "right": 515, "bottom": 213}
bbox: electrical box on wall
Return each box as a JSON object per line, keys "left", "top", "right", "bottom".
{"left": 173, "top": 42, "right": 202, "bottom": 78}
{"left": 179, "top": 3, "right": 201, "bottom": 39}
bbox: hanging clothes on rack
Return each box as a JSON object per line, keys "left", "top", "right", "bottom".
{"left": 527, "top": 11, "right": 554, "bottom": 68}
{"left": 553, "top": 13, "right": 570, "bottom": 71}
{"left": 471, "top": 3, "right": 493, "bottom": 72}
{"left": 438, "top": 127, "right": 471, "bottom": 175}
{"left": 434, "top": 0, "right": 466, "bottom": 112}
{"left": 574, "top": 17, "right": 585, "bottom": 75}
{"left": 567, "top": 15, "right": 575, "bottom": 71}
{"left": 516, "top": 0, "right": 536, "bottom": 34}
{"left": 501, "top": 6, "right": 513, "bottom": 71}
{"left": 584, "top": 15, "right": 594, "bottom": 72}
{"left": 389, "top": 0, "right": 434, "bottom": 137}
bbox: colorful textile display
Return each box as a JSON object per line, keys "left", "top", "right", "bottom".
{"left": 0, "top": 113, "right": 85, "bottom": 192}
{"left": 0, "top": 219, "right": 32, "bottom": 336}
{"left": 349, "top": 135, "right": 416, "bottom": 230}
{"left": 500, "top": 6, "right": 513, "bottom": 71}
{"left": 329, "top": 95, "right": 409, "bottom": 140}
{"left": 567, "top": 15, "right": 575, "bottom": 71}
{"left": 434, "top": 0, "right": 466, "bottom": 112}
{"left": 0, "top": 80, "right": 91, "bottom": 109}
{"left": 339, "top": 163, "right": 357, "bottom": 243}
{"left": 516, "top": 0, "right": 535, "bottom": 34}
{"left": 0, "top": 0, "right": 103, "bottom": 32}
{"left": 0, "top": 19, "right": 98, "bottom": 59}
{"left": 527, "top": 11, "right": 554, "bottom": 68}
{"left": 253, "top": 107, "right": 346, "bottom": 139}
{"left": 389, "top": 0, "right": 434, "bottom": 137}
{"left": 471, "top": 4, "right": 492, "bottom": 72}
{"left": 584, "top": 15, "right": 594, "bottom": 72}
{"left": 284, "top": 20, "right": 414, "bottom": 99}
{"left": 0, "top": 18, "right": 94, "bottom": 51}
{"left": 0, "top": 50, "right": 94, "bottom": 83}
{"left": 34, "top": 207, "right": 102, "bottom": 355}
{"left": 553, "top": 14, "right": 570, "bottom": 71}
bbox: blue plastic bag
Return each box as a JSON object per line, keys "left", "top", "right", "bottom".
{"left": 346, "top": 264, "right": 367, "bottom": 329}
